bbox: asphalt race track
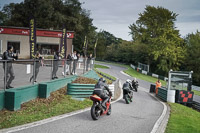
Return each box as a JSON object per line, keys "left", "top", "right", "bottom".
{"left": 4, "top": 63, "right": 164, "bottom": 133}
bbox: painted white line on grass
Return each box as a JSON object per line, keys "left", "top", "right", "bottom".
{"left": 94, "top": 63, "right": 111, "bottom": 69}
{"left": 120, "top": 71, "right": 131, "bottom": 77}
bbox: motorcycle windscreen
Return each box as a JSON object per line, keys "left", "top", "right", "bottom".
{"left": 90, "top": 95, "right": 103, "bottom": 102}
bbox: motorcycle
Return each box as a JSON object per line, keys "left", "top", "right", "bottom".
{"left": 90, "top": 92, "right": 112, "bottom": 120}
{"left": 132, "top": 81, "right": 139, "bottom": 92}
{"left": 123, "top": 89, "right": 133, "bottom": 104}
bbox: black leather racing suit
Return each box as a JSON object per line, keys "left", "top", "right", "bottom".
{"left": 2, "top": 50, "right": 17, "bottom": 87}
{"left": 93, "top": 81, "right": 110, "bottom": 109}
{"left": 122, "top": 82, "right": 132, "bottom": 97}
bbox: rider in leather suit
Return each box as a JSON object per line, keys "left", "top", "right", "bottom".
{"left": 123, "top": 79, "right": 133, "bottom": 98}
{"left": 93, "top": 78, "right": 111, "bottom": 109}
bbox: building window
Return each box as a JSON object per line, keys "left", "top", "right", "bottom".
{"left": 0, "top": 40, "right": 2, "bottom": 54}
{"left": 37, "top": 43, "right": 59, "bottom": 55}
{"left": 7, "top": 41, "right": 20, "bottom": 54}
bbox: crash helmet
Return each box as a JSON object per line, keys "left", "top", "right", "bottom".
{"left": 126, "top": 79, "right": 132, "bottom": 84}
{"left": 99, "top": 77, "right": 106, "bottom": 83}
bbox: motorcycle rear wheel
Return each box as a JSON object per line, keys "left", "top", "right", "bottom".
{"left": 124, "top": 95, "right": 130, "bottom": 104}
{"left": 91, "top": 104, "right": 101, "bottom": 120}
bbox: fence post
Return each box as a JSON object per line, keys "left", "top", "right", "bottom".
{"left": 4, "top": 61, "right": 7, "bottom": 91}
{"left": 32, "top": 59, "right": 36, "bottom": 85}
{"left": 64, "top": 59, "right": 66, "bottom": 78}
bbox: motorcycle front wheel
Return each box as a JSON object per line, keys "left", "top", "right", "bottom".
{"left": 91, "top": 104, "right": 101, "bottom": 120}
{"left": 107, "top": 104, "right": 111, "bottom": 115}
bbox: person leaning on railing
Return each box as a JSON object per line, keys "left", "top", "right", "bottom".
{"left": 86, "top": 53, "right": 93, "bottom": 71}
{"left": 71, "top": 51, "right": 78, "bottom": 75}
{"left": 30, "top": 52, "right": 42, "bottom": 83}
{"left": 2, "top": 45, "right": 18, "bottom": 89}
{"left": 52, "top": 51, "right": 60, "bottom": 80}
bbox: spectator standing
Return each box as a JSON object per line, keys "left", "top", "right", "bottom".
{"left": 86, "top": 53, "right": 92, "bottom": 71}
{"left": 155, "top": 79, "right": 162, "bottom": 94}
{"left": 2, "top": 45, "right": 18, "bottom": 89}
{"left": 71, "top": 51, "right": 77, "bottom": 75}
{"left": 30, "top": 52, "right": 42, "bottom": 83}
{"left": 52, "top": 51, "right": 60, "bottom": 79}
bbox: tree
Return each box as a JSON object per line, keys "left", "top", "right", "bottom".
{"left": 184, "top": 31, "right": 200, "bottom": 85}
{"left": 95, "top": 30, "right": 122, "bottom": 60}
{"left": 129, "top": 6, "right": 185, "bottom": 75}
{"left": 0, "top": 0, "right": 97, "bottom": 54}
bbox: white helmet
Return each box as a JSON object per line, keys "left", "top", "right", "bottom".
{"left": 126, "top": 79, "right": 132, "bottom": 84}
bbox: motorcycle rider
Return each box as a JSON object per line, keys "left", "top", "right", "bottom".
{"left": 93, "top": 78, "right": 111, "bottom": 110}
{"left": 132, "top": 78, "right": 139, "bottom": 91}
{"left": 123, "top": 79, "right": 133, "bottom": 98}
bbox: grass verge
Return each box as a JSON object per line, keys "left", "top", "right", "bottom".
{"left": 0, "top": 87, "right": 92, "bottom": 129}
{"left": 95, "top": 61, "right": 166, "bottom": 86}
{"left": 165, "top": 103, "right": 200, "bottom": 133}
{"left": 94, "top": 64, "right": 109, "bottom": 69}
{"left": 95, "top": 61, "right": 200, "bottom": 96}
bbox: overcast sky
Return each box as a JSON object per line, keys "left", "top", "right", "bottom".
{"left": 1, "top": 0, "right": 200, "bottom": 41}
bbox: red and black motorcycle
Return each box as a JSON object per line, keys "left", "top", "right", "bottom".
{"left": 90, "top": 92, "right": 112, "bottom": 120}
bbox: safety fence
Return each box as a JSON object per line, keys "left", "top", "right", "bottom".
{"left": 192, "top": 101, "right": 200, "bottom": 111}
{"left": 0, "top": 69, "right": 100, "bottom": 111}
{"left": 95, "top": 70, "right": 116, "bottom": 81}
{"left": 130, "top": 64, "right": 168, "bottom": 81}
{"left": 0, "top": 58, "right": 95, "bottom": 91}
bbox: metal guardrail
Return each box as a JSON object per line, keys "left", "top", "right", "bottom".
{"left": 192, "top": 101, "right": 200, "bottom": 111}
{"left": 0, "top": 58, "right": 95, "bottom": 91}
{"left": 95, "top": 70, "right": 115, "bottom": 81}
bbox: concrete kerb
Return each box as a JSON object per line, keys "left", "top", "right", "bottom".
{"left": 0, "top": 80, "right": 123, "bottom": 133}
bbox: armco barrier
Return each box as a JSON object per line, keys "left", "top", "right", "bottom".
{"left": 192, "top": 101, "right": 200, "bottom": 111}
{"left": 130, "top": 64, "right": 168, "bottom": 81}
{"left": 157, "top": 87, "right": 168, "bottom": 102}
{"left": 39, "top": 76, "right": 77, "bottom": 98}
{"left": 0, "top": 70, "right": 99, "bottom": 111}
{"left": 5, "top": 84, "right": 39, "bottom": 111}
{"left": 0, "top": 91, "right": 5, "bottom": 110}
{"left": 95, "top": 71, "right": 115, "bottom": 81}
{"left": 67, "top": 83, "right": 95, "bottom": 98}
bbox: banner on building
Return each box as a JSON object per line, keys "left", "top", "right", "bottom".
{"left": 29, "top": 17, "right": 36, "bottom": 59}
{"left": 60, "top": 27, "right": 67, "bottom": 59}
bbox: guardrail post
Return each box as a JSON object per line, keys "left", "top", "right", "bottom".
{"left": 32, "top": 59, "right": 36, "bottom": 85}
{"left": 64, "top": 59, "right": 66, "bottom": 77}
{"left": 4, "top": 61, "right": 7, "bottom": 91}
{"left": 83, "top": 58, "right": 86, "bottom": 74}
{"left": 51, "top": 59, "right": 53, "bottom": 80}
